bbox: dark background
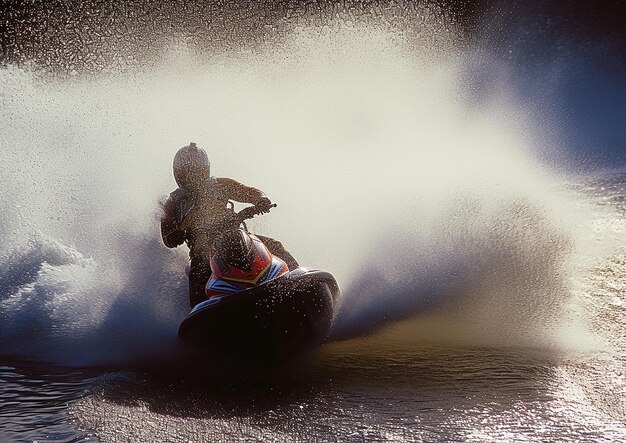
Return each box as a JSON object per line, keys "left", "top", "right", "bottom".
{"left": 1, "top": 0, "right": 623, "bottom": 72}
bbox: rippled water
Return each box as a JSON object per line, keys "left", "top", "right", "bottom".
{"left": 2, "top": 344, "right": 624, "bottom": 442}
{"left": 72, "top": 347, "right": 620, "bottom": 442}
{"left": 0, "top": 363, "right": 96, "bottom": 442}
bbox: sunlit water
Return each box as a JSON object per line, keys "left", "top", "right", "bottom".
{"left": 1, "top": 3, "right": 625, "bottom": 442}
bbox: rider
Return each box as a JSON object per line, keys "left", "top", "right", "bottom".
{"left": 161, "top": 142, "right": 299, "bottom": 307}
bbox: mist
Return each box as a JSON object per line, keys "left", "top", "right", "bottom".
{"left": 0, "top": 11, "right": 621, "bottom": 366}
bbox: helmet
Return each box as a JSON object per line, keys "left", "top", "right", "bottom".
{"left": 173, "top": 142, "right": 211, "bottom": 190}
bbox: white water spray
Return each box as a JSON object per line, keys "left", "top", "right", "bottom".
{"left": 0, "top": 22, "right": 614, "bottom": 366}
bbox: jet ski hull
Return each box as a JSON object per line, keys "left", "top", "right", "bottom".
{"left": 177, "top": 268, "right": 339, "bottom": 365}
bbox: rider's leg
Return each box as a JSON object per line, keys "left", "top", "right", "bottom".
{"left": 188, "top": 259, "right": 212, "bottom": 308}
{"left": 255, "top": 235, "right": 299, "bottom": 270}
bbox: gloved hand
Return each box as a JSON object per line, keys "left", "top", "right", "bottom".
{"left": 256, "top": 197, "right": 274, "bottom": 214}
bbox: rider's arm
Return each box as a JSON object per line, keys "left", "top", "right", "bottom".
{"left": 217, "top": 177, "right": 267, "bottom": 205}
{"left": 161, "top": 194, "right": 186, "bottom": 248}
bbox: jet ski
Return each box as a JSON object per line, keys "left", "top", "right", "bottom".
{"left": 177, "top": 204, "right": 340, "bottom": 366}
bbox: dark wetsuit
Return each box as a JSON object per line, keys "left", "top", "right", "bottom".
{"left": 161, "top": 177, "right": 298, "bottom": 307}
